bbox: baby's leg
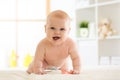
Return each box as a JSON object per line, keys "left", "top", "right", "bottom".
{"left": 60, "top": 62, "right": 69, "bottom": 71}
{"left": 61, "top": 57, "right": 72, "bottom": 71}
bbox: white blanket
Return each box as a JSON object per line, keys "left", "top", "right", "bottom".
{"left": 0, "top": 66, "right": 120, "bottom": 80}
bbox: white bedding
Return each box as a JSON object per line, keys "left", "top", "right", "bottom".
{"left": 0, "top": 66, "right": 120, "bottom": 80}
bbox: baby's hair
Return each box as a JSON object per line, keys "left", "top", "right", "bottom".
{"left": 47, "top": 10, "right": 70, "bottom": 21}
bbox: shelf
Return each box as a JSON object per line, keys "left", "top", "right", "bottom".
{"left": 98, "top": 35, "right": 120, "bottom": 40}
{"left": 106, "top": 35, "right": 120, "bottom": 39}
{"left": 97, "top": 0, "right": 120, "bottom": 7}
{"left": 76, "top": 4, "right": 96, "bottom": 10}
{"left": 76, "top": 37, "right": 97, "bottom": 41}
{"left": 75, "top": 0, "right": 120, "bottom": 66}
{"left": 76, "top": 0, "right": 120, "bottom": 10}
{"left": 77, "top": 35, "right": 120, "bottom": 41}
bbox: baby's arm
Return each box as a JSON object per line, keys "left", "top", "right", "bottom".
{"left": 27, "top": 61, "right": 44, "bottom": 74}
{"left": 27, "top": 41, "right": 46, "bottom": 74}
{"left": 69, "top": 40, "right": 81, "bottom": 74}
{"left": 34, "top": 42, "right": 46, "bottom": 74}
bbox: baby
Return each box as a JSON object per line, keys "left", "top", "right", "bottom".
{"left": 27, "top": 10, "right": 81, "bottom": 74}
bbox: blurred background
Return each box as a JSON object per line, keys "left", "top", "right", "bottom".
{"left": 0, "top": 0, "right": 120, "bottom": 70}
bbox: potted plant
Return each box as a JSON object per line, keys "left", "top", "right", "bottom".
{"left": 79, "top": 21, "right": 89, "bottom": 37}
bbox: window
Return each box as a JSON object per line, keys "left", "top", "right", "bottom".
{"left": 0, "top": 0, "right": 75, "bottom": 68}
{"left": 0, "top": 0, "right": 47, "bottom": 68}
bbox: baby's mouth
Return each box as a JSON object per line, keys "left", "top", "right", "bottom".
{"left": 53, "top": 36, "right": 60, "bottom": 40}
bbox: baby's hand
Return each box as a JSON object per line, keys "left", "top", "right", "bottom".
{"left": 34, "top": 67, "right": 46, "bottom": 75}
{"left": 61, "top": 70, "right": 80, "bottom": 74}
{"left": 72, "top": 70, "right": 80, "bottom": 74}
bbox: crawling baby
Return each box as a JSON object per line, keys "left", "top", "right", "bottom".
{"left": 27, "top": 10, "right": 81, "bottom": 75}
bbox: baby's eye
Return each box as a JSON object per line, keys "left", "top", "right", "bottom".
{"left": 60, "top": 28, "right": 65, "bottom": 31}
{"left": 50, "top": 27, "right": 55, "bottom": 30}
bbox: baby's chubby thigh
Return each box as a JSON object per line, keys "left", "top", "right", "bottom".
{"left": 60, "top": 60, "right": 71, "bottom": 71}
{"left": 42, "top": 60, "right": 49, "bottom": 69}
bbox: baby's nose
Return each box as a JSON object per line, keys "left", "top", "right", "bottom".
{"left": 54, "top": 30, "right": 60, "bottom": 34}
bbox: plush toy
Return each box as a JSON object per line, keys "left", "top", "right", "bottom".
{"left": 98, "top": 18, "right": 117, "bottom": 39}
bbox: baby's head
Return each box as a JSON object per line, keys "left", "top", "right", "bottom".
{"left": 45, "top": 10, "right": 71, "bottom": 45}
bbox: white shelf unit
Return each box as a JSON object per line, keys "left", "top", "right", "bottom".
{"left": 75, "top": 0, "right": 120, "bottom": 66}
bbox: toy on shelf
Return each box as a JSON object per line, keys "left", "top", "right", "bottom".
{"left": 98, "top": 18, "right": 117, "bottom": 39}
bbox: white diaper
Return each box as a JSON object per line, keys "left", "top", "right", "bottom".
{"left": 45, "top": 70, "right": 61, "bottom": 74}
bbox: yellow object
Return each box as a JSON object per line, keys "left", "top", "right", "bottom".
{"left": 10, "top": 49, "right": 17, "bottom": 67}
{"left": 23, "top": 53, "right": 33, "bottom": 67}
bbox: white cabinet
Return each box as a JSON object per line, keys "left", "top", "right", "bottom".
{"left": 75, "top": 0, "right": 120, "bottom": 66}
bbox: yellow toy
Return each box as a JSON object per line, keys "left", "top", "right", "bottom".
{"left": 10, "top": 49, "right": 18, "bottom": 67}
{"left": 23, "top": 53, "right": 33, "bottom": 67}
{"left": 98, "top": 18, "right": 117, "bottom": 39}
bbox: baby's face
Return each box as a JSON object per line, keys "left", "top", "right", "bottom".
{"left": 45, "top": 17, "right": 70, "bottom": 45}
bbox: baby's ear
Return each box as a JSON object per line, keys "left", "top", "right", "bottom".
{"left": 69, "top": 27, "right": 71, "bottom": 30}
{"left": 68, "top": 27, "right": 71, "bottom": 33}
{"left": 44, "top": 25, "right": 47, "bottom": 32}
